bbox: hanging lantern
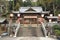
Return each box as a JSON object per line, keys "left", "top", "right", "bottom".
{"left": 10, "top": 14, "right": 13, "bottom": 17}
{"left": 58, "top": 14, "right": 60, "bottom": 17}
{"left": 58, "top": 14, "right": 60, "bottom": 20}
{"left": 17, "top": 14, "right": 20, "bottom": 17}
{"left": 41, "top": 14, "right": 44, "bottom": 17}
{"left": 50, "top": 14, "right": 53, "bottom": 16}
{"left": 49, "top": 19, "right": 52, "bottom": 22}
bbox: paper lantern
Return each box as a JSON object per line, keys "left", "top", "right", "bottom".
{"left": 50, "top": 14, "right": 53, "bottom": 16}
{"left": 41, "top": 14, "right": 44, "bottom": 17}
{"left": 10, "top": 14, "right": 13, "bottom": 17}
{"left": 58, "top": 14, "right": 60, "bottom": 16}
{"left": 49, "top": 19, "right": 52, "bottom": 22}
{"left": 17, "top": 14, "right": 20, "bottom": 17}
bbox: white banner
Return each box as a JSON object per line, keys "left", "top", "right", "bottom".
{"left": 24, "top": 16, "right": 37, "bottom": 18}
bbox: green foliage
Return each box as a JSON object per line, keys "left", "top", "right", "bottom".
{"left": 53, "top": 25, "right": 60, "bottom": 30}
{"left": 15, "top": 3, "right": 20, "bottom": 11}
{"left": 23, "top": 1, "right": 32, "bottom": 6}
{"left": 18, "top": 0, "right": 23, "bottom": 6}
{"left": 31, "top": 2, "right": 37, "bottom": 6}
{"left": 54, "top": 30, "right": 60, "bottom": 36}
{"left": 55, "top": 10, "right": 60, "bottom": 16}
{"left": 0, "top": 0, "right": 60, "bottom": 16}
{"left": 23, "top": 0, "right": 32, "bottom": 6}
{"left": 53, "top": 25, "right": 60, "bottom": 36}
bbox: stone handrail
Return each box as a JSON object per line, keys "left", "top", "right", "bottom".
{"left": 14, "top": 23, "right": 20, "bottom": 37}
{"left": 41, "top": 22, "right": 47, "bottom": 37}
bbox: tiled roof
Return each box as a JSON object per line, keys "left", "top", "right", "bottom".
{"left": 19, "top": 7, "right": 43, "bottom": 13}
{"left": 0, "top": 18, "right": 6, "bottom": 23}
{"left": 12, "top": 7, "right": 50, "bottom": 14}
{"left": 31, "top": 7, "right": 43, "bottom": 12}
{"left": 19, "top": 7, "right": 30, "bottom": 12}
{"left": 12, "top": 11, "right": 19, "bottom": 13}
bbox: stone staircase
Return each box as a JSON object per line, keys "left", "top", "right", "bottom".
{"left": 36, "top": 27, "right": 44, "bottom": 37}
{"left": 17, "top": 26, "right": 44, "bottom": 37}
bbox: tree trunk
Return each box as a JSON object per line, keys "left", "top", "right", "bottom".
{"left": 53, "top": 3, "right": 56, "bottom": 16}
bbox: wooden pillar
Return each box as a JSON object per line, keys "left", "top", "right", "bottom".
{"left": 23, "top": 15, "right": 24, "bottom": 27}
{"left": 37, "top": 15, "right": 38, "bottom": 27}
{"left": 23, "top": 18, "right": 24, "bottom": 27}
{"left": 5, "top": 24, "right": 7, "bottom": 32}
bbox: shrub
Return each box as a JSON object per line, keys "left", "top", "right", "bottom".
{"left": 52, "top": 25, "right": 60, "bottom": 36}
{"left": 53, "top": 25, "right": 60, "bottom": 30}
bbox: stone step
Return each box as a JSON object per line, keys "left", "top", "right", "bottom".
{"left": 36, "top": 27, "right": 43, "bottom": 37}
{"left": 17, "top": 27, "right": 43, "bottom": 37}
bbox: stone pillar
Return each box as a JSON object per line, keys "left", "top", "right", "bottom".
{"left": 17, "top": 13, "right": 20, "bottom": 24}
{"left": 14, "top": 18, "right": 20, "bottom": 37}
{"left": 9, "top": 14, "right": 14, "bottom": 36}
{"left": 17, "top": 13, "right": 20, "bottom": 25}
{"left": 49, "top": 14, "right": 53, "bottom": 23}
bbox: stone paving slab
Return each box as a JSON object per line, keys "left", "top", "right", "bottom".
{"left": 0, "top": 37, "right": 57, "bottom": 40}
